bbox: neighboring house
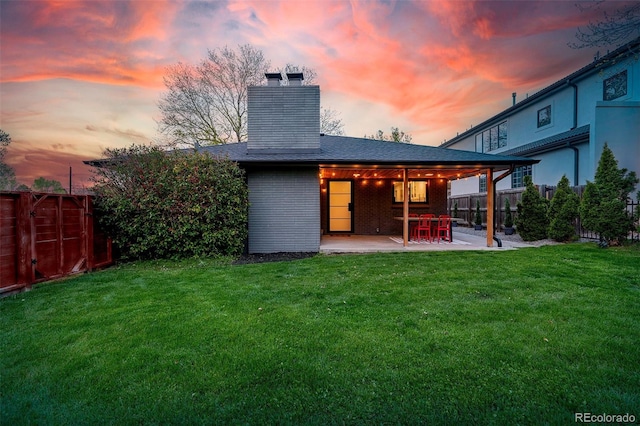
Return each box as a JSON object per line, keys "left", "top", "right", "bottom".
{"left": 202, "top": 73, "right": 535, "bottom": 253}
{"left": 441, "top": 37, "right": 640, "bottom": 196}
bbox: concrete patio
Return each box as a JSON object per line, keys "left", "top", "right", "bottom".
{"left": 320, "top": 229, "right": 538, "bottom": 253}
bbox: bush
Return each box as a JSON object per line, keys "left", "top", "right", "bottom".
{"left": 579, "top": 144, "right": 638, "bottom": 246}
{"left": 547, "top": 175, "right": 579, "bottom": 242}
{"left": 515, "top": 175, "right": 549, "bottom": 241}
{"left": 91, "top": 145, "right": 248, "bottom": 260}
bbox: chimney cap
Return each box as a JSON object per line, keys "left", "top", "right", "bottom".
{"left": 265, "top": 72, "right": 283, "bottom": 87}
{"left": 286, "top": 72, "right": 304, "bottom": 86}
{"left": 286, "top": 72, "right": 304, "bottom": 81}
{"left": 265, "top": 72, "right": 283, "bottom": 80}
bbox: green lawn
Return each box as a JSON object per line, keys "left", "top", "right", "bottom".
{"left": 2, "top": 244, "right": 639, "bottom": 425}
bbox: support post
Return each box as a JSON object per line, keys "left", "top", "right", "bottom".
{"left": 486, "top": 168, "right": 494, "bottom": 247}
{"left": 403, "top": 168, "right": 409, "bottom": 247}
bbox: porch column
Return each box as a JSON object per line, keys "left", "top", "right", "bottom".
{"left": 403, "top": 168, "right": 409, "bottom": 247}
{"left": 486, "top": 168, "right": 494, "bottom": 247}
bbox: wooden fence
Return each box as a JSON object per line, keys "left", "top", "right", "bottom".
{"left": 449, "top": 186, "right": 639, "bottom": 242}
{"left": 0, "top": 192, "right": 112, "bottom": 295}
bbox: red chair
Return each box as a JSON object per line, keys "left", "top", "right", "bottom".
{"left": 409, "top": 213, "right": 419, "bottom": 240}
{"left": 415, "top": 214, "right": 434, "bottom": 243}
{"left": 435, "top": 215, "right": 452, "bottom": 243}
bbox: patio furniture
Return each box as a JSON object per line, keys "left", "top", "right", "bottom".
{"left": 409, "top": 213, "right": 419, "bottom": 240}
{"left": 435, "top": 215, "right": 452, "bottom": 243}
{"left": 415, "top": 214, "right": 434, "bottom": 243}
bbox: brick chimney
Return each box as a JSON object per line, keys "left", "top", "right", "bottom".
{"left": 247, "top": 72, "right": 320, "bottom": 154}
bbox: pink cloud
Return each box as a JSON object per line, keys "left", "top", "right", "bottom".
{"left": 6, "top": 142, "right": 96, "bottom": 190}
{"left": 0, "top": 0, "right": 181, "bottom": 87}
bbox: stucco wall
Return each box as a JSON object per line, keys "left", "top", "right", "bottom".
{"left": 592, "top": 101, "right": 640, "bottom": 188}
{"left": 447, "top": 54, "right": 639, "bottom": 196}
{"left": 248, "top": 167, "right": 320, "bottom": 253}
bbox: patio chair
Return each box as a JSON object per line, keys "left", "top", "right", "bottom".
{"left": 415, "top": 214, "right": 434, "bottom": 243}
{"left": 409, "top": 213, "right": 419, "bottom": 240}
{"left": 435, "top": 215, "right": 452, "bottom": 243}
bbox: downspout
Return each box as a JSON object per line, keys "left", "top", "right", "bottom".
{"left": 567, "top": 79, "right": 579, "bottom": 185}
{"left": 568, "top": 143, "right": 580, "bottom": 186}
{"left": 567, "top": 80, "right": 578, "bottom": 130}
{"left": 491, "top": 165, "right": 516, "bottom": 248}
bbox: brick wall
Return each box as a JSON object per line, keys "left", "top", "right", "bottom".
{"left": 248, "top": 167, "right": 320, "bottom": 253}
{"left": 247, "top": 85, "right": 320, "bottom": 153}
{"left": 320, "top": 178, "right": 449, "bottom": 235}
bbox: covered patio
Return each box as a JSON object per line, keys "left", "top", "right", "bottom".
{"left": 320, "top": 229, "right": 537, "bottom": 253}
{"left": 318, "top": 155, "right": 534, "bottom": 248}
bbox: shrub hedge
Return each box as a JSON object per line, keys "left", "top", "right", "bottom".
{"left": 91, "top": 145, "right": 248, "bottom": 260}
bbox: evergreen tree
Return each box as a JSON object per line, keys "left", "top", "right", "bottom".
{"left": 579, "top": 143, "right": 638, "bottom": 246}
{"left": 504, "top": 198, "right": 513, "bottom": 228}
{"left": 515, "top": 175, "right": 549, "bottom": 241}
{"left": 548, "top": 175, "right": 580, "bottom": 241}
{"left": 474, "top": 199, "right": 482, "bottom": 228}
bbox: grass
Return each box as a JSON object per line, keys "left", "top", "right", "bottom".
{"left": 1, "top": 243, "right": 639, "bottom": 425}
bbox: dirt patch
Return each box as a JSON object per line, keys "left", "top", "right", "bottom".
{"left": 232, "top": 252, "right": 317, "bottom": 265}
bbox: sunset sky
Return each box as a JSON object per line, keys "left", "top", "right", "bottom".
{"left": 0, "top": 0, "right": 627, "bottom": 190}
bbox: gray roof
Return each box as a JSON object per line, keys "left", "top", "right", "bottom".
{"left": 199, "top": 135, "right": 537, "bottom": 168}
{"left": 501, "top": 125, "right": 590, "bottom": 157}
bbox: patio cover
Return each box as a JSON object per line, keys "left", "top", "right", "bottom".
{"left": 200, "top": 135, "right": 538, "bottom": 247}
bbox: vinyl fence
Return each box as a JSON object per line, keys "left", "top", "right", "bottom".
{"left": 448, "top": 186, "right": 639, "bottom": 242}
{"left": 0, "top": 192, "right": 113, "bottom": 295}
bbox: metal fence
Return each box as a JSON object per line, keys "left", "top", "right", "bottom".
{"left": 0, "top": 192, "right": 113, "bottom": 296}
{"left": 448, "top": 186, "right": 639, "bottom": 242}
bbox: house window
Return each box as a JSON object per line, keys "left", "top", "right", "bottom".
{"left": 537, "top": 105, "right": 551, "bottom": 128}
{"left": 393, "top": 181, "right": 429, "bottom": 204}
{"left": 479, "top": 174, "right": 487, "bottom": 193}
{"left": 511, "top": 165, "right": 532, "bottom": 188}
{"left": 603, "top": 70, "right": 627, "bottom": 101}
{"left": 478, "top": 121, "right": 507, "bottom": 152}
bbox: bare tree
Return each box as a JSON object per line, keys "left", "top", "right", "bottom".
{"left": 320, "top": 108, "right": 345, "bottom": 136}
{"left": 158, "top": 51, "right": 345, "bottom": 147}
{"left": 570, "top": 1, "right": 640, "bottom": 49}
{"left": 158, "top": 45, "right": 270, "bottom": 147}
{"left": 279, "top": 64, "right": 345, "bottom": 135}
{"left": 366, "top": 127, "right": 412, "bottom": 143}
